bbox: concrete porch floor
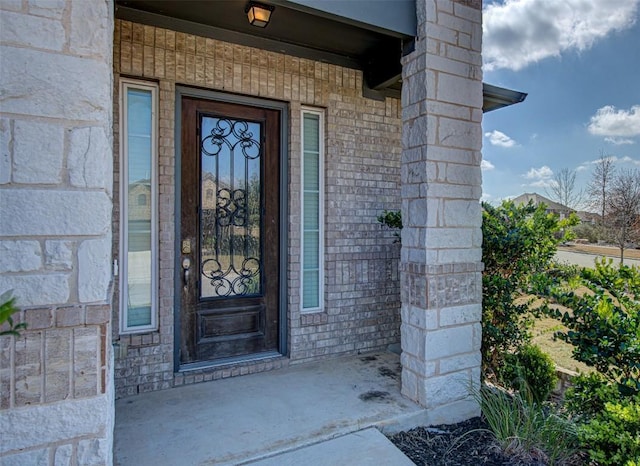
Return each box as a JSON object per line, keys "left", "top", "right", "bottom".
{"left": 114, "top": 351, "right": 428, "bottom": 465}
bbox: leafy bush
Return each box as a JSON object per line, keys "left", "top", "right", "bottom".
{"left": 563, "top": 355, "right": 640, "bottom": 465}
{"left": 476, "top": 384, "right": 580, "bottom": 464}
{"left": 571, "top": 222, "right": 599, "bottom": 243}
{"left": 578, "top": 396, "right": 640, "bottom": 465}
{"left": 481, "top": 201, "right": 577, "bottom": 376}
{"left": 564, "top": 373, "right": 622, "bottom": 420}
{"left": 546, "top": 260, "right": 640, "bottom": 464}
{"left": 500, "top": 345, "right": 558, "bottom": 403}
{"left": 548, "top": 258, "right": 640, "bottom": 392}
{"left": 0, "top": 291, "right": 26, "bottom": 337}
{"left": 377, "top": 210, "right": 402, "bottom": 242}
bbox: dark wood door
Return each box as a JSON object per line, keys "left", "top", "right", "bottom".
{"left": 180, "top": 97, "right": 280, "bottom": 365}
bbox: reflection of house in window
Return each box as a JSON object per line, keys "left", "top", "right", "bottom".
{"left": 128, "top": 181, "right": 152, "bottom": 222}
{"left": 201, "top": 173, "right": 218, "bottom": 210}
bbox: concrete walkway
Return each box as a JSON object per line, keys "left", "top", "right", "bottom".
{"left": 114, "top": 351, "right": 425, "bottom": 465}
{"left": 246, "top": 427, "right": 414, "bottom": 466}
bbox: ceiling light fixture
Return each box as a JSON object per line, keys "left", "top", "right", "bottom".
{"left": 246, "top": 2, "right": 274, "bottom": 28}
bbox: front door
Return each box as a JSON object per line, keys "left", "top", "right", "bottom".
{"left": 180, "top": 96, "right": 280, "bottom": 365}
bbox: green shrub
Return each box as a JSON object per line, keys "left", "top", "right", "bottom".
{"left": 579, "top": 396, "right": 640, "bottom": 465}
{"left": 377, "top": 210, "right": 402, "bottom": 242}
{"left": 475, "top": 384, "right": 580, "bottom": 464}
{"left": 571, "top": 222, "right": 599, "bottom": 243}
{"left": 564, "top": 373, "right": 622, "bottom": 419}
{"left": 549, "top": 259, "right": 640, "bottom": 392}
{"left": 501, "top": 345, "right": 558, "bottom": 403}
{"left": 481, "top": 201, "right": 578, "bottom": 376}
{"left": 546, "top": 261, "right": 640, "bottom": 464}
{"left": 0, "top": 291, "right": 26, "bottom": 337}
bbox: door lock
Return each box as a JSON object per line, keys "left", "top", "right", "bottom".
{"left": 182, "top": 257, "right": 191, "bottom": 289}
{"left": 181, "top": 239, "right": 192, "bottom": 254}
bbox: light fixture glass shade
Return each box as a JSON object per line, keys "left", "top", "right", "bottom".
{"left": 247, "top": 2, "right": 273, "bottom": 28}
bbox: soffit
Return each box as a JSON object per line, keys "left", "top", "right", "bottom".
{"left": 115, "top": 1, "right": 527, "bottom": 111}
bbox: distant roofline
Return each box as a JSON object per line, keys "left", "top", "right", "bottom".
{"left": 512, "top": 192, "right": 572, "bottom": 212}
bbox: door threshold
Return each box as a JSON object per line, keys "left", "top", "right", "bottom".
{"left": 178, "top": 351, "right": 284, "bottom": 373}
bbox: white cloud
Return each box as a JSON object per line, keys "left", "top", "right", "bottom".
{"left": 522, "top": 165, "right": 555, "bottom": 188}
{"left": 481, "top": 192, "right": 493, "bottom": 202}
{"left": 588, "top": 105, "right": 640, "bottom": 144}
{"left": 621, "top": 156, "right": 640, "bottom": 166}
{"left": 484, "top": 0, "right": 640, "bottom": 71}
{"left": 605, "top": 137, "right": 635, "bottom": 145}
{"left": 528, "top": 179, "right": 555, "bottom": 188}
{"left": 481, "top": 159, "right": 496, "bottom": 171}
{"left": 524, "top": 165, "right": 553, "bottom": 180}
{"left": 485, "top": 130, "right": 517, "bottom": 148}
{"left": 579, "top": 155, "right": 640, "bottom": 171}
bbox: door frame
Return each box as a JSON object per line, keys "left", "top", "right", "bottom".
{"left": 174, "top": 86, "right": 289, "bottom": 372}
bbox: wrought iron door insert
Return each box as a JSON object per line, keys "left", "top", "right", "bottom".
{"left": 180, "top": 96, "right": 280, "bottom": 365}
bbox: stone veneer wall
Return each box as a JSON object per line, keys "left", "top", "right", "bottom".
{"left": 0, "top": 0, "right": 115, "bottom": 465}
{"left": 112, "top": 20, "right": 402, "bottom": 397}
{"left": 400, "top": 0, "right": 484, "bottom": 423}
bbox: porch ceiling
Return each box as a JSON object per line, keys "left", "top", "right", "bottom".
{"left": 115, "top": 0, "right": 527, "bottom": 110}
{"left": 115, "top": 0, "right": 407, "bottom": 93}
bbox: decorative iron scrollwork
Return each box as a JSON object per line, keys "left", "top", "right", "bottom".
{"left": 201, "top": 257, "right": 261, "bottom": 297}
{"left": 201, "top": 119, "right": 260, "bottom": 160}
{"left": 217, "top": 188, "right": 247, "bottom": 227}
{"left": 199, "top": 115, "right": 262, "bottom": 298}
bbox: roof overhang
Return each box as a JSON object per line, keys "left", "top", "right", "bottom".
{"left": 115, "top": 0, "right": 526, "bottom": 112}
{"left": 482, "top": 83, "right": 528, "bottom": 113}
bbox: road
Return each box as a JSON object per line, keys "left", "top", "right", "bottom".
{"left": 555, "top": 250, "right": 640, "bottom": 268}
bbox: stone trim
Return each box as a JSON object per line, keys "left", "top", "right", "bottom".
{"left": 401, "top": 262, "right": 482, "bottom": 309}
{"left": 0, "top": 322, "right": 109, "bottom": 409}
{"left": 0, "top": 393, "right": 113, "bottom": 464}
{"left": 9, "top": 304, "right": 111, "bottom": 332}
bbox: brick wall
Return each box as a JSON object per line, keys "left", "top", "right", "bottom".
{"left": 0, "top": 0, "right": 114, "bottom": 464}
{"left": 112, "top": 20, "right": 402, "bottom": 397}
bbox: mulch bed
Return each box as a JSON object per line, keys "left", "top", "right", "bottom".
{"left": 387, "top": 417, "right": 548, "bottom": 466}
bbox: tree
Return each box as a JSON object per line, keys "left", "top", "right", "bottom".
{"left": 547, "top": 167, "right": 583, "bottom": 209}
{"left": 586, "top": 153, "right": 616, "bottom": 233}
{"left": 606, "top": 169, "right": 640, "bottom": 264}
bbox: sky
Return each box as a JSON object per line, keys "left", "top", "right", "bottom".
{"left": 481, "top": 0, "right": 640, "bottom": 209}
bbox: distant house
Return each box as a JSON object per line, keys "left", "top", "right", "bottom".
{"left": 512, "top": 193, "right": 574, "bottom": 219}
{"left": 576, "top": 211, "right": 601, "bottom": 225}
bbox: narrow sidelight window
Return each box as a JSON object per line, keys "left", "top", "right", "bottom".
{"left": 301, "top": 108, "right": 324, "bottom": 312}
{"left": 119, "top": 80, "right": 158, "bottom": 333}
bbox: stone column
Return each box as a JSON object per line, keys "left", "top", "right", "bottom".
{"left": 400, "top": 0, "right": 484, "bottom": 423}
{"left": 0, "top": 1, "right": 115, "bottom": 464}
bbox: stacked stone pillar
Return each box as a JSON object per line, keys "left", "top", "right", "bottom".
{"left": 0, "top": 1, "right": 115, "bottom": 464}
{"left": 400, "top": 0, "right": 484, "bottom": 423}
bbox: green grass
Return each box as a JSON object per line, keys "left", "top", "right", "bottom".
{"left": 531, "top": 315, "right": 593, "bottom": 374}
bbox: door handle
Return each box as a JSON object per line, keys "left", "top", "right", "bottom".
{"left": 182, "top": 257, "right": 191, "bottom": 289}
